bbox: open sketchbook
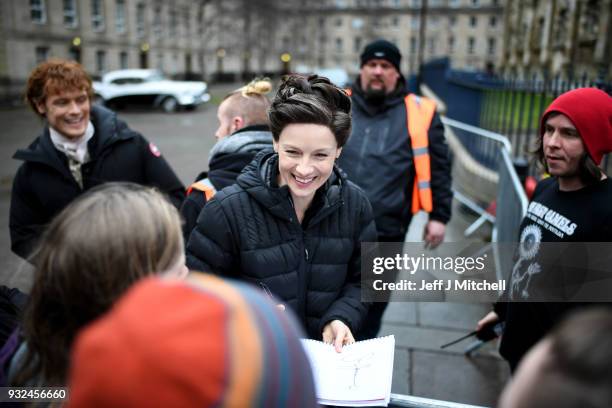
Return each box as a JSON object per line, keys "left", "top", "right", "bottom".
{"left": 300, "top": 335, "right": 395, "bottom": 407}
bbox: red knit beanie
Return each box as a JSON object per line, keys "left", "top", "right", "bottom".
{"left": 540, "top": 88, "right": 612, "bottom": 165}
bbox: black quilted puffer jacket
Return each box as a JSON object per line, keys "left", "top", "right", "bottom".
{"left": 186, "top": 151, "right": 377, "bottom": 339}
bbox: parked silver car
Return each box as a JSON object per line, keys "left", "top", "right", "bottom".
{"left": 93, "top": 69, "right": 210, "bottom": 112}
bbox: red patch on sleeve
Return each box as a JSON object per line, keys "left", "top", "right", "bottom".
{"left": 149, "top": 142, "right": 161, "bottom": 157}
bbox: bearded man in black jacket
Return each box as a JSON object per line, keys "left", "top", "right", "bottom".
{"left": 338, "top": 39, "right": 453, "bottom": 339}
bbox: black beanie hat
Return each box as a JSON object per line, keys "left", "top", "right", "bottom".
{"left": 360, "top": 39, "right": 402, "bottom": 72}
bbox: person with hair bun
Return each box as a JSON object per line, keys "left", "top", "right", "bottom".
{"left": 187, "top": 75, "right": 376, "bottom": 350}
{"left": 181, "top": 78, "right": 274, "bottom": 240}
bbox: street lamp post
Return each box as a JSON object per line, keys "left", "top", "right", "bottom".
{"left": 416, "top": 0, "right": 428, "bottom": 94}
{"left": 216, "top": 47, "right": 226, "bottom": 80}
{"left": 280, "top": 52, "right": 291, "bottom": 76}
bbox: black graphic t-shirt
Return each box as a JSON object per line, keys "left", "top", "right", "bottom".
{"left": 497, "top": 177, "right": 612, "bottom": 370}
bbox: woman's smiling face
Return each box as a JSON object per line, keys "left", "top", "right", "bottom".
{"left": 274, "top": 123, "right": 341, "bottom": 204}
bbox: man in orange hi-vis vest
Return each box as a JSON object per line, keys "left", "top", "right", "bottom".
{"left": 338, "top": 39, "right": 453, "bottom": 339}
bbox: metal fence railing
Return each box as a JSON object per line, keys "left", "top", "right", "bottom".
{"left": 442, "top": 117, "right": 529, "bottom": 282}
{"left": 494, "top": 148, "right": 529, "bottom": 243}
{"left": 478, "top": 75, "right": 612, "bottom": 175}
{"left": 492, "top": 148, "right": 529, "bottom": 281}
{"left": 441, "top": 117, "right": 512, "bottom": 237}
{"left": 443, "top": 117, "right": 511, "bottom": 171}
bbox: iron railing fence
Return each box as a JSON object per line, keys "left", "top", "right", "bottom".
{"left": 478, "top": 75, "right": 611, "bottom": 176}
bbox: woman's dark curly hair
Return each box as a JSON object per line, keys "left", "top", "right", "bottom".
{"left": 268, "top": 75, "right": 352, "bottom": 147}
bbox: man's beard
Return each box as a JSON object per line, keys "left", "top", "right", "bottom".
{"left": 363, "top": 85, "right": 387, "bottom": 104}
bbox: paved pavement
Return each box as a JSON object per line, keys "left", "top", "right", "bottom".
{"left": 384, "top": 207, "right": 509, "bottom": 407}
{"left": 0, "top": 83, "right": 509, "bottom": 407}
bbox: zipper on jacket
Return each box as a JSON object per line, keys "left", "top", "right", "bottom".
{"left": 354, "top": 126, "right": 371, "bottom": 180}
{"left": 305, "top": 248, "right": 309, "bottom": 261}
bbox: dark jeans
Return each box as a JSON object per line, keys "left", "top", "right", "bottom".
{"left": 357, "top": 234, "right": 405, "bottom": 340}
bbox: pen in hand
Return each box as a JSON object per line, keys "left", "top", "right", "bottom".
{"left": 259, "top": 282, "right": 285, "bottom": 311}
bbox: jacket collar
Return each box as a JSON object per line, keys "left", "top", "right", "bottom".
{"left": 232, "top": 124, "right": 270, "bottom": 136}
{"left": 13, "top": 105, "right": 134, "bottom": 171}
{"left": 237, "top": 151, "right": 345, "bottom": 226}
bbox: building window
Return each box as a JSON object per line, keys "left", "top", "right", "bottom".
{"left": 137, "top": 3, "right": 147, "bottom": 38}
{"left": 392, "top": 16, "right": 400, "bottom": 27}
{"left": 468, "top": 37, "right": 475, "bottom": 54}
{"left": 335, "top": 0, "right": 347, "bottom": 8}
{"left": 120, "top": 51, "right": 128, "bottom": 69}
{"left": 449, "top": 16, "right": 456, "bottom": 26}
{"left": 30, "top": 0, "right": 47, "bottom": 24}
{"left": 96, "top": 50, "right": 106, "bottom": 72}
{"left": 183, "top": 7, "right": 190, "bottom": 37}
{"left": 391, "top": 0, "right": 401, "bottom": 8}
{"left": 430, "top": 16, "right": 439, "bottom": 27}
{"left": 335, "top": 38, "right": 343, "bottom": 53}
{"left": 469, "top": 16, "right": 477, "bottom": 27}
{"left": 35, "top": 46, "right": 49, "bottom": 63}
{"left": 91, "top": 0, "right": 105, "bottom": 31}
{"left": 448, "top": 37, "right": 455, "bottom": 54}
{"left": 488, "top": 37, "right": 496, "bottom": 55}
{"left": 411, "top": 0, "right": 421, "bottom": 7}
{"left": 411, "top": 15, "right": 420, "bottom": 29}
{"left": 354, "top": 36, "right": 362, "bottom": 53}
{"left": 169, "top": 8, "right": 177, "bottom": 38}
{"left": 153, "top": 6, "right": 163, "bottom": 38}
{"left": 410, "top": 37, "right": 417, "bottom": 53}
{"left": 428, "top": 37, "right": 436, "bottom": 54}
{"left": 63, "top": 0, "right": 77, "bottom": 27}
{"left": 449, "top": 0, "right": 461, "bottom": 6}
{"left": 115, "top": 0, "right": 126, "bottom": 33}
{"left": 352, "top": 18, "right": 363, "bottom": 29}
{"left": 471, "top": 0, "right": 479, "bottom": 6}
{"left": 335, "top": 17, "right": 343, "bottom": 27}
{"left": 69, "top": 46, "right": 81, "bottom": 62}
{"left": 489, "top": 16, "right": 497, "bottom": 27}
{"left": 197, "top": 5, "right": 204, "bottom": 35}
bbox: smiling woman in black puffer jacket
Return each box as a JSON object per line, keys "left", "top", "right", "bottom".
{"left": 186, "top": 75, "right": 377, "bottom": 349}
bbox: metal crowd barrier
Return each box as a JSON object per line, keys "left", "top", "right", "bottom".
{"left": 441, "top": 117, "right": 512, "bottom": 237}
{"left": 441, "top": 117, "right": 529, "bottom": 280}
{"left": 494, "top": 148, "right": 529, "bottom": 242}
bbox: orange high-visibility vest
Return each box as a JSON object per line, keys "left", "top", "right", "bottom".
{"left": 405, "top": 94, "right": 436, "bottom": 214}
{"left": 186, "top": 179, "right": 216, "bottom": 202}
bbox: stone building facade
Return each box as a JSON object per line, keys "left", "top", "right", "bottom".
{"left": 501, "top": 0, "right": 611, "bottom": 80}
{"left": 276, "top": 0, "right": 504, "bottom": 76}
{"left": 0, "top": 0, "right": 504, "bottom": 100}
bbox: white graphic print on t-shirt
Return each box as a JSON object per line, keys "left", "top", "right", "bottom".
{"left": 525, "top": 201, "right": 577, "bottom": 239}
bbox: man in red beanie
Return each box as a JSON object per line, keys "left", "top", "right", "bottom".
{"left": 477, "top": 87, "right": 612, "bottom": 372}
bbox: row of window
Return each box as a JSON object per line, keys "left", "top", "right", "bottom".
{"left": 328, "top": 36, "right": 496, "bottom": 55}
{"left": 339, "top": 0, "right": 500, "bottom": 9}
{"left": 35, "top": 46, "right": 195, "bottom": 74}
{"left": 29, "top": 0, "right": 203, "bottom": 38}
{"left": 35, "top": 45, "right": 124, "bottom": 72}
{"left": 328, "top": 14, "right": 498, "bottom": 29}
